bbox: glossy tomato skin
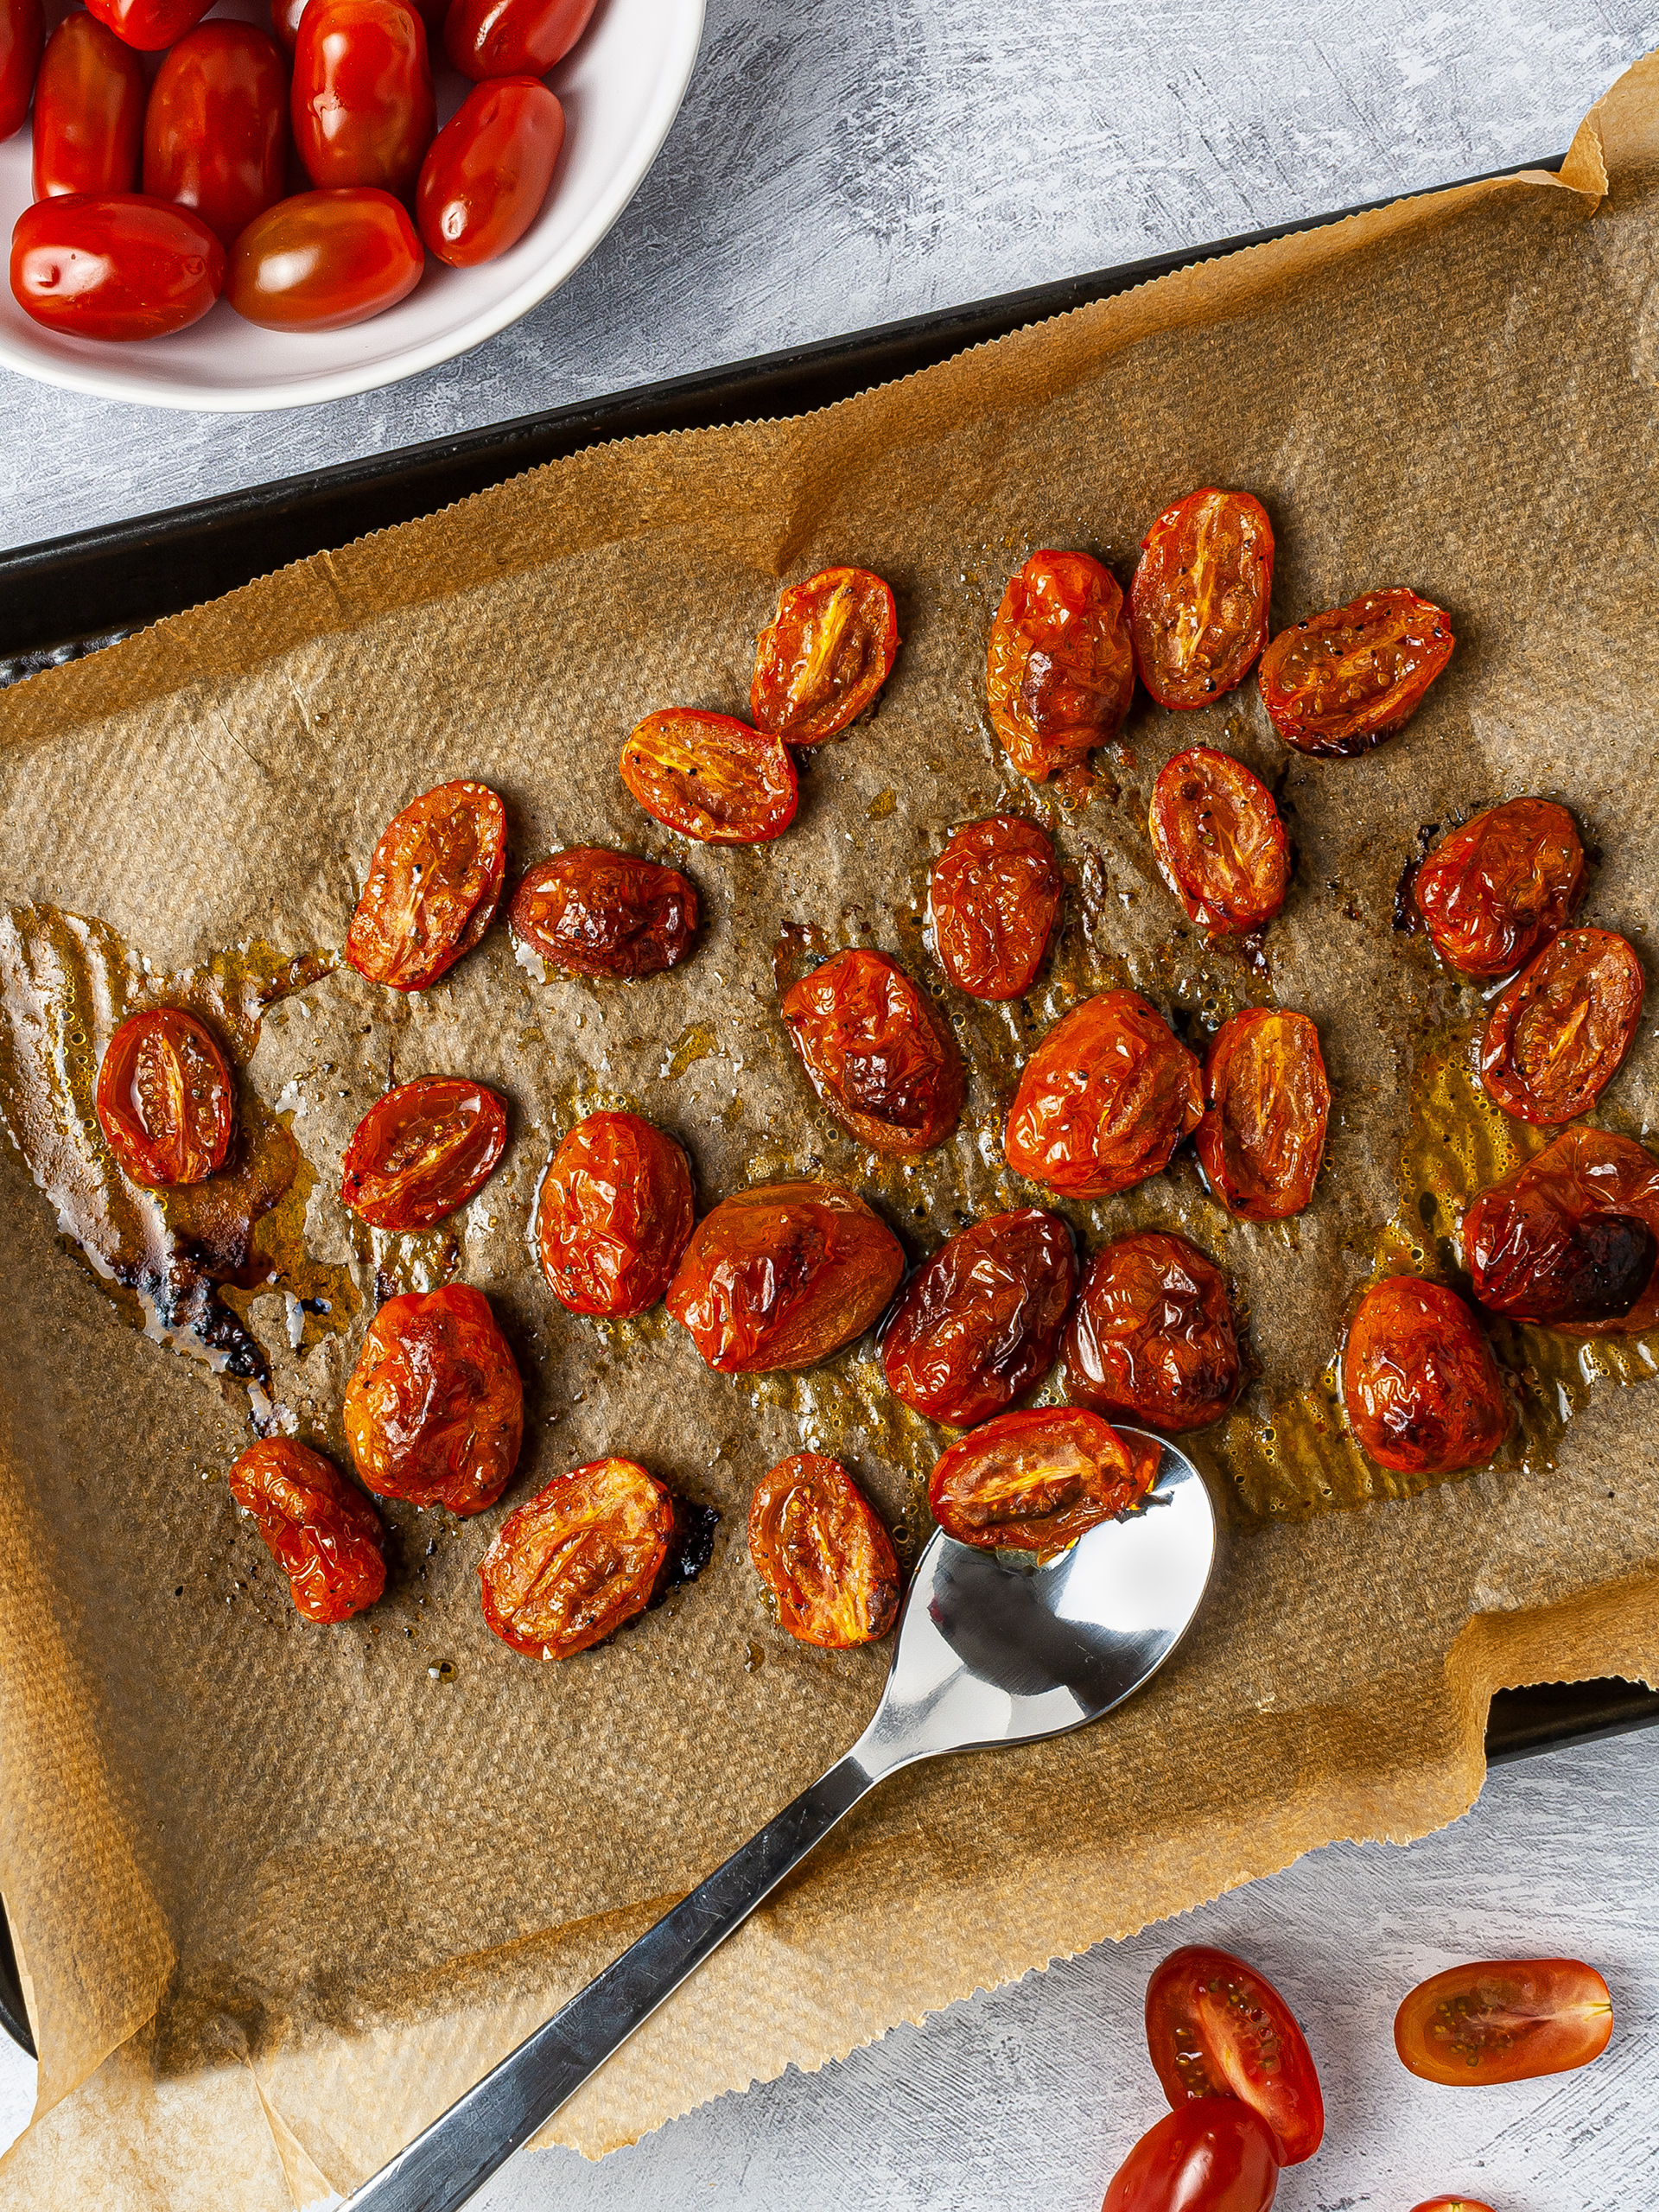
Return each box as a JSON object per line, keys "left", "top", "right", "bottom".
{"left": 344, "top": 1282, "right": 524, "bottom": 1514}
{"left": 340, "top": 1076, "right": 507, "bottom": 1230}
{"left": 929, "top": 815, "right": 1062, "bottom": 1001}
{"left": 33, "top": 14, "right": 143, "bottom": 198}
{"left": 1103, "top": 2101, "right": 1281, "bottom": 2212}
{"left": 620, "top": 710, "right": 798, "bottom": 845}
{"left": 1130, "top": 489, "right": 1274, "bottom": 710}
{"left": 1149, "top": 747, "right": 1288, "bottom": 935}
{"left": 535, "top": 1111, "right": 694, "bottom": 1317}
{"left": 416, "top": 76, "right": 563, "bottom": 267}
{"left": 95, "top": 1007, "right": 234, "bottom": 1186}
{"left": 1464, "top": 1128, "right": 1659, "bottom": 1333}
{"left": 1, "top": 0, "right": 44, "bottom": 143}
{"left": 1259, "top": 588, "right": 1453, "bottom": 757}
{"left": 346, "top": 780, "right": 506, "bottom": 988}
{"left": 1408, "top": 2201, "right": 1497, "bottom": 2211}
{"left": 1195, "top": 1007, "right": 1330, "bottom": 1221}
{"left": 227, "top": 183, "right": 423, "bottom": 330}
{"left": 1342, "top": 1276, "right": 1510, "bottom": 1476}
{"left": 85, "top": 0, "right": 212, "bottom": 54}
{"left": 985, "top": 549, "right": 1134, "bottom": 781}
{"left": 228, "top": 1437, "right": 386, "bottom": 1624}
{"left": 444, "top": 0, "right": 595, "bottom": 80}
{"left": 780, "top": 946, "right": 964, "bottom": 1154}
{"left": 1005, "top": 989, "right": 1203, "bottom": 1199}
{"left": 11, "top": 192, "right": 224, "bottom": 339}
{"left": 1065, "top": 1230, "right": 1240, "bottom": 1433}
{"left": 1145, "top": 1945, "right": 1325, "bottom": 2165}
{"left": 1479, "top": 928, "right": 1643, "bottom": 1124}
{"left": 751, "top": 567, "right": 899, "bottom": 747}
{"left": 930, "top": 1406, "right": 1157, "bottom": 1556}
{"left": 1414, "top": 799, "right": 1583, "bottom": 979}
{"left": 1395, "top": 1958, "right": 1612, "bottom": 2086}
{"left": 480, "top": 1457, "right": 673, "bottom": 1659}
{"left": 748, "top": 1452, "right": 899, "bottom": 1647}
{"left": 881, "top": 1208, "right": 1077, "bottom": 1428}
{"left": 292, "top": 0, "right": 434, "bottom": 195}
{"left": 667, "top": 1180, "right": 904, "bottom": 1374}
{"left": 509, "top": 846, "right": 696, "bottom": 978}
{"left": 142, "top": 22, "right": 288, "bottom": 248}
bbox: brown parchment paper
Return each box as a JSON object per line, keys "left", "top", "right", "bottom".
{"left": 0, "top": 53, "right": 1657, "bottom": 2209}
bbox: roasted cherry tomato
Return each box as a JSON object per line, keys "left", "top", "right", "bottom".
{"left": 928, "top": 815, "right": 1062, "bottom": 1001}
{"left": 1005, "top": 989, "right": 1202, "bottom": 1199}
{"left": 86, "top": 0, "right": 212, "bottom": 54}
{"left": 343, "top": 1282, "right": 524, "bottom": 1515}
{"left": 340, "top": 1076, "right": 507, "bottom": 1230}
{"left": 1103, "top": 2101, "right": 1281, "bottom": 2212}
{"left": 1413, "top": 798, "right": 1583, "bottom": 979}
{"left": 667, "top": 1180, "right": 904, "bottom": 1374}
{"left": 228, "top": 1437, "right": 386, "bottom": 1624}
{"left": 227, "top": 184, "right": 423, "bottom": 330}
{"left": 1148, "top": 747, "right": 1289, "bottom": 935}
{"left": 1, "top": 0, "right": 44, "bottom": 143}
{"left": 443, "top": 0, "right": 594, "bottom": 80}
{"left": 750, "top": 566, "right": 899, "bottom": 747}
{"left": 1065, "top": 1230, "right": 1240, "bottom": 1433}
{"left": 415, "top": 76, "right": 563, "bottom": 267}
{"left": 479, "top": 1456, "right": 673, "bottom": 1659}
{"left": 291, "top": 0, "right": 434, "bottom": 195}
{"left": 1478, "top": 927, "right": 1643, "bottom": 1125}
{"left": 780, "top": 946, "right": 963, "bottom": 1154}
{"left": 881, "top": 1208, "right": 1077, "bottom": 1428}
{"left": 1130, "top": 489, "right": 1274, "bottom": 710}
{"left": 748, "top": 1452, "right": 899, "bottom": 1648}
{"left": 1146, "top": 1945, "right": 1324, "bottom": 2165}
{"left": 1195, "top": 1007, "right": 1330, "bottom": 1221}
{"left": 32, "top": 13, "right": 143, "bottom": 198}
{"left": 985, "top": 549, "right": 1134, "bottom": 782}
{"left": 620, "top": 709, "right": 798, "bottom": 845}
{"left": 142, "top": 22, "right": 288, "bottom": 249}
{"left": 535, "top": 1111, "right": 694, "bottom": 1318}
{"left": 1395, "top": 1958, "right": 1612, "bottom": 2086}
{"left": 1464, "top": 1128, "right": 1659, "bottom": 1333}
{"left": 1258, "top": 588, "right": 1453, "bottom": 756}
{"left": 929, "top": 1406, "right": 1155, "bottom": 1556}
{"left": 95, "top": 1007, "right": 234, "bottom": 1186}
{"left": 10, "top": 192, "right": 224, "bottom": 339}
{"left": 509, "top": 846, "right": 697, "bottom": 978}
{"left": 1341, "top": 1276, "right": 1510, "bottom": 1476}
{"left": 346, "top": 780, "right": 505, "bottom": 989}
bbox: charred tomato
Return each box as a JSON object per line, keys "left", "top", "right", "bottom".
{"left": 509, "top": 846, "right": 697, "bottom": 978}
{"left": 881, "top": 1208, "right": 1077, "bottom": 1427}
{"left": 96, "top": 1007, "right": 234, "bottom": 1187}
{"left": 479, "top": 1456, "right": 674, "bottom": 1660}
{"left": 1479, "top": 927, "right": 1643, "bottom": 1124}
{"left": 1148, "top": 747, "right": 1289, "bottom": 935}
{"left": 1130, "top": 488, "right": 1274, "bottom": 710}
{"left": 780, "top": 946, "right": 963, "bottom": 1154}
{"left": 985, "top": 548, "right": 1134, "bottom": 782}
{"left": 1463, "top": 1128, "right": 1659, "bottom": 1333}
{"left": 346, "top": 780, "right": 507, "bottom": 990}
{"left": 340, "top": 1076, "right": 506, "bottom": 1230}
{"left": 929, "top": 1406, "right": 1157, "bottom": 1557}
{"left": 1341, "top": 1276, "right": 1510, "bottom": 1476}
{"left": 621, "top": 709, "right": 798, "bottom": 845}
{"left": 1005, "top": 989, "right": 1202, "bottom": 1199}
{"left": 1145, "top": 1944, "right": 1325, "bottom": 2164}
{"left": 748, "top": 1452, "right": 899, "bottom": 1648}
{"left": 1065, "top": 1230, "right": 1240, "bottom": 1433}
{"left": 1195, "top": 1007, "right": 1331, "bottom": 1221}
{"left": 928, "top": 814, "right": 1062, "bottom": 1001}
{"left": 1395, "top": 1958, "right": 1612, "bottom": 2086}
{"left": 344, "top": 1281, "right": 523, "bottom": 1514}
{"left": 751, "top": 566, "right": 899, "bottom": 747}
{"left": 228, "top": 1437, "right": 386, "bottom": 1624}
{"left": 1103, "top": 2101, "right": 1281, "bottom": 2212}
{"left": 1258, "top": 588, "right": 1453, "bottom": 756}
{"left": 535, "top": 1111, "right": 694, "bottom": 1318}
{"left": 1413, "top": 799, "right": 1584, "bottom": 979}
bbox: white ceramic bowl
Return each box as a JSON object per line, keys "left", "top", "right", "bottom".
{"left": 0, "top": 0, "right": 702, "bottom": 410}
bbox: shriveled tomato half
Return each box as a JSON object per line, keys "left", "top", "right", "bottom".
{"left": 1259, "top": 588, "right": 1454, "bottom": 756}
{"left": 929, "top": 814, "right": 1062, "bottom": 1001}
{"left": 1479, "top": 927, "right": 1643, "bottom": 1124}
{"left": 985, "top": 549, "right": 1135, "bottom": 781}
{"left": 510, "top": 846, "right": 698, "bottom": 978}
{"left": 780, "top": 946, "right": 963, "bottom": 1153}
{"left": 479, "top": 1457, "right": 673, "bottom": 1660}
{"left": 95, "top": 1007, "right": 234, "bottom": 1188}
{"left": 535, "top": 1110, "right": 694, "bottom": 1317}
{"left": 881, "top": 1207, "right": 1077, "bottom": 1428}
{"left": 344, "top": 1282, "right": 523, "bottom": 1514}
{"left": 1395, "top": 1958, "right": 1612, "bottom": 2086}
{"left": 1065, "top": 1230, "right": 1240, "bottom": 1433}
{"left": 1195, "top": 1007, "right": 1330, "bottom": 1221}
{"left": 1103, "top": 2102, "right": 1281, "bottom": 2212}
{"left": 748, "top": 1452, "right": 899, "bottom": 1647}
{"left": 929, "top": 1406, "right": 1155, "bottom": 1556}
{"left": 1146, "top": 1945, "right": 1324, "bottom": 2165}
{"left": 1464, "top": 1128, "right": 1659, "bottom": 1334}
{"left": 1414, "top": 799, "right": 1584, "bottom": 979}
{"left": 228, "top": 1437, "right": 385, "bottom": 1625}
{"left": 1342, "top": 1276, "right": 1510, "bottom": 1476}
{"left": 1005, "top": 989, "right": 1202, "bottom": 1199}
{"left": 620, "top": 709, "right": 798, "bottom": 844}
{"left": 1149, "top": 747, "right": 1289, "bottom": 934}
{"left": 346, "top": 780, "right": 507, "bottom": 990}
{"left": 751, "top": 567, "right": 899, "bottom": 747}
{"left": 340, "top": 1076, "right": 506, "bottom": 1230}
{"left": 1130, "top": 489, "right": 1274, "bottom": 709}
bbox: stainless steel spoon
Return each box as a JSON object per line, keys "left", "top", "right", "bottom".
{"left": 347, "top": 1431, "right": 1217, "bottom": 2212}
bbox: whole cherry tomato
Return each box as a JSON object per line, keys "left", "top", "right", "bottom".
{"left": 227, "top": 184, "right": 424, "bottom": 330}
{"left": 346, "top": 780, "right": 505, "bottom": 988}
{"left": 1341, "top": 1276, "right": 1510, "bottom": 1476}
{"left": 416, "top": 76, "right": 563, "bottom": 267}
{"left": 620, "top": 710, "right": 798, "bottom": 845}
{"left": 1145, "top": 1945, "right": 1324, "bottom": 2164}
{"left": 1464, "top": 1128, "right": 1659, "bottom": 1333}
{"left": 32, "top": 13, "right": 143, "bottom": 198}
{"left": 1413, "top": 799, "right": 1583, "bottom": 979}
{"left": 142, "top": 22, "right": 288, "bottom": 248}
{"left": 343, "top": 1282, "right": 523, "bottom": 1514}
{"left": 881, "top": 1207, "right": 1077, "bottom": 1428}
{"left": 1194, "top": 1007, "right": 1330, "bottom": 1221}
{"left": 1259, "top": 587, "right": 1453, "bottom": 756}
{"left": 666, "top": 1181, "right": 904, "bottom": 1374}
{"left": 747, "top": 1452, "right": 899, "bottom": 1648}
{"left": 1409, "top": 2201, "right": 1497, "bottom": 2211}
{"left": 509, "top": 846, "right": 696, "bottom": 978}
{"left": 985, "top": 549, "right": 1134, "bottom": 781}
{"left": 292, "top": 0, "right": 434, "bottom": 195}
{"left": 928, "top": 815, "right": 1062, "bottom": 1001}
{"left": 1005, "top": 989, "right": 1202, "bottom": 1199}
{"left": 95, "top": 1007, "right": 233, "bottom": 1186}
{"left": 276, "top": 0, "right": 449, "bottom": 49}
{"left": 1148, "top": 747, "right": 1288, "bottom": 935}
{"left": 535, "top": 1111, "right": 694, "bottom": 1317}
{"left": 1102, "top": 2101, "right": 1281, "bottom": 2212}
{"left": 443, "top": 0, "right": 595, "bottom": 80}
{"left": 929, "top": 1406, "right": 1156, "bottom": 1556}
{"left": 11, "top": 192, "right": 225, "bottom": 339}
{"left": 750, "top": 566, "right": 899, "bottom": 747}
{"left": 340, "top": 1076, "right": 507, "bottom": 1230}
{"left": 1395, "top": 1958, "right": 1612, "bottom": 2086}
{"left": 1065, "top": 1230, "right": 1240, "bottom": 1433}
{"left": 228, "top": 1437, "right": 386, "bottom": 1624}
{"left": 1, "top": 0, "right": 44, "bottom": 143}
{"left": 779, "top": 946, "right": 964, "bottom": 1154}
{"left": 479, "top": 1457, "right": 674, "bottom": 1659}
{"left": 86, "top": 0, "right": 213, "bottom": 54}
{"left": 1130, "top": 489, "right": 1274, "bottom": 710}
{"left": 1478, "top": 927, "right": 1643, "bottom": 1125}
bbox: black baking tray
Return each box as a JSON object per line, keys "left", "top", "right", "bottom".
{"left": 2, "top": 151, "right": 1656, "bottom": 2063}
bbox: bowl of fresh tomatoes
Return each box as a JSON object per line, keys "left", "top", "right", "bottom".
{"left": 0, "top": 0, "right": 702, "bottom": 409}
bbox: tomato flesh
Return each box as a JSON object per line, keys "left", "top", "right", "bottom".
{"left": 143, "top": 22, "right": 289, "bottom": 248}
{"left": 1130, "top": 489, "right": 1274, "bottom": 709}
{"left": 1413, "top": 799, "right": 1583, "bottom": 979}
{"left": 748, "top": 1452, "right": 899, "bottom": 1648}
{"left": 1479, "top": 927, "right": 1643, "bottom": 1124}
{"left": 986, "top": 549, "right": 1134, "bottom": 781}
{"left": 32, "top": 13, "right": 143, "bottom": 198}
{"left": 416, "top": 76, "right": 563, "bottom": 268}
{"left": 881, "top": 1207, "right": 1077, "bottom": 1428}
{"left": 1464, "top": 1128, "right": 1659, "bottom": 1333}
{"left": 444, "top": 0, "right": 596, "bottom": 79}
{"left": 929, "top": 814, "right": 1062, "bottom": 1001}
{"left": 228, "top": 1438, "right": 385, "bottom": 1625}
{"left": 85, "top": 0, "right": 212, "bottom": 54}
{"left": 1103, "top": 2101, "right": 1281, "bottom": 2212}
{"left": 1395, "top": 1957, "right": 1612, "bottom": 2086}
{"left": 1342, "top": 1276, "right": 1510, "bottom": 1476}
{"left": 535, "top": 1111, "right": 694, "bottom": 1318}
{"left": 479, "top": 1457, "right": 673, "bottom": 1660}
{"left": 1145, "top": 1945, "right": 1324, "bottom": 2165}
{"left": 929, "top": 1406, "right": 1156, "bottom": 1556}
{"left": 346, "top": 780, "right": 506, "bottom": 989}
{"left": 1148, "top": 747, "right": 1288, "bottom": 935}
{"left": 620, "top": 709, "right": 798, "bottom": 844}
{"left": 1, "top": 0, "right": 44, "bottom": 143}
{"left": 227, "top": 184, "right": 424, "bottom": 330}
{"left": 1005, "top": 988, "right": 1202, "bottom": 1199}
{"left": 751, "top": 567, "right": 899, "bottom": 747}
{"left": 1259, "top": 588, "right": 1453, "bottom": 756}
{"left": 1195, "top": 1007, "right": 1330, "bottom": 1221}
{"left": 780, "top": 946, "right": 963, "bottom": 1154}
{"left": 340, "top": 1076, "right": 506, "bottom": 1231}
{"left": 509, "top": 845, "right": 697, "bottom": 978}
{"left": 344, "top": 1282, "right": 524, "bottom": 1515}
{"left": 1065, "top": 1230, "right": 1240, "bottom": 1433}
{"left": 95, "top": 1007, "right": 234, "bottom": 1187}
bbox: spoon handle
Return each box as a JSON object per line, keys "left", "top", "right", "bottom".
{"left": 346, "top": 1751, "right": 880, "bottom": 2212}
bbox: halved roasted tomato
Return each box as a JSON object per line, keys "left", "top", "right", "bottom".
{"left": 1195, "top": 1007, "right": 1330, "bottom": 1221}
{"left": 509, "top": 847, "right": 698, "bottom": 978}
{"left": 928, "top": 815, "right": 1063, "bottom": 1001}
{"left": 346, "top": 780, "right": 507, "bottom": 990}
{"left": 479, "top": 1456, "right": 674, "bottom": 1659}
{"left": 747, "top": 1452, "right": 899, "bottom": 1647}
{"left": 1463, "top": 1128, "right": 1659, "bottom": 1333}
{"left": 1130, "top": 489, "right": 1274, "bottom": 709}
{"left": 1065, "top": 1230, "right": 1240, "bottom": 1433}
{"left": 1005, "top": 989, "right": 1202, "bottom": 1198}
{"left": 1258, "top": 588, "right": 1453, "bottom": 756}
{"left": 780, "top": 946, "right": 963, "bottom": 1153}
{"left": 881, "top": 1207, "right": 1077, "bottom": 1427}
{"left": 1479, "top": 928, "right": 1643, "bottom": 1124}
{"left": 535, "top": 1111, "right": 694, "bottom": 1317}
{"left": 1394, "top": 1958, "right": 1612, "bottom": 2086}
{"left": 1413, "top": 799, "right": 1583, "bottom": 979}
{"left": 95, "top": 1007, "right": 234, "bottom": 1187}
{"left": 985, "top": 548, "right": 1134, "bottom": 780}
{"left": 228, "top": 1437, "right": 385, "bottom": 1624}
{"left": 340, "top": 1076, "right": 507, "bottom": 1230}
{"left": 343, "top": 1281, "right": 523, "bottom": 1514}
{"left": 1341, "top": 1276, "right": 1510, "bottom": 1476}
{"left": 929, "top": 1406, "right": 1157, "bottom": 1556}
{"left": 620, "top": 709, "right": 798, "bottom": 843}
{"left": 1146, "top": 1944, "right": 1324, "bottom": 2164}
{"left": 751, "top": 567, "right": 899, "bottom": 746}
